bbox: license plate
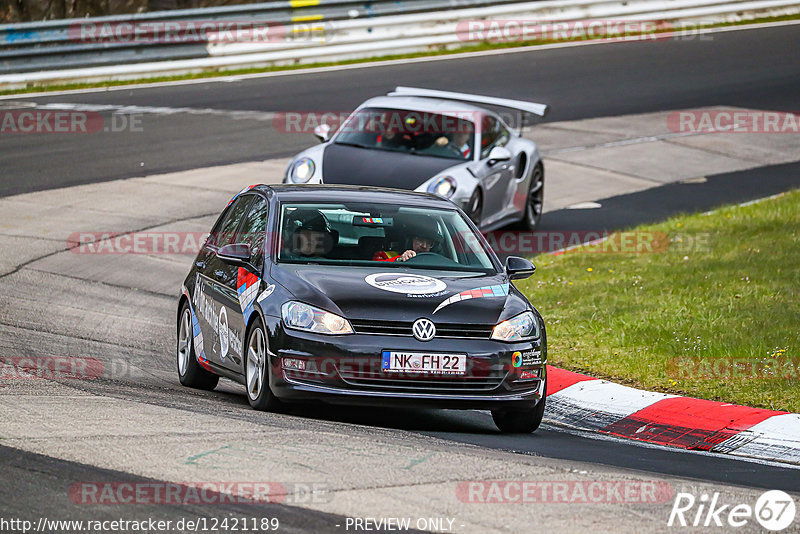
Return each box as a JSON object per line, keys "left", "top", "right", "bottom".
{"left": 382, "top": 351, "right": 466, "bottom": 375}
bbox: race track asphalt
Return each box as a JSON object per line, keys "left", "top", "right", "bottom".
{"left": 1, "top": 23, "right": 799, "bottom": 530}
{"left": 1, "top": 23, "right": 799, "bottom": 197}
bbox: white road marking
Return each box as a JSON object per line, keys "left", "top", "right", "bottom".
{"left": 718, "top": 414, "right": 800, "bottom": 464}
{"left": 566, "top": 201, "right": 602, "bottom": 209}
{"left": 27, "top": 102, "right": 277, "bottom": 121}
{"left": 551, "top": 380, "right": 677, "bottom": 420}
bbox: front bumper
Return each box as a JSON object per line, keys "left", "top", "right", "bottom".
{"left": 267, "top": 322, "right": 546, "bottom": 410}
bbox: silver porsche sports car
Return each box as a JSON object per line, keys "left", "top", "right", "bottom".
{"left": 282, "top": 87, "right": 549, "bottom": 232}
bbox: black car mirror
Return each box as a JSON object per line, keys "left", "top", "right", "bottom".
{"left": 313, "top": 124, "right": 331, "bottom": 143}
{"left": 505, "top": 255, "right": 536, "bottom": 280}
{"left": 217, "top": 243, "right": 251, "bottom": 264}
{"left": 487, "top": 146, "right": 512, "bottom": 166}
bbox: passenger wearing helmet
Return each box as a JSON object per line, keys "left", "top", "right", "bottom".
{"left": 373, "top": 216, "right": 442, "bottom": 262}
{"left": 284, "top": 211, "right": 336, "bottom": 259}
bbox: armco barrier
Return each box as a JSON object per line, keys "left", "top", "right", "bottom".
{"left": 0, "top": 0, "right": 526, "bottom": 73}
{"left": 1, "top": 0, "right": 799, "bottom": 88}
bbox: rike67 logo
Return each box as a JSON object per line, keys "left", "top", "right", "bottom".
{"left": 668, "top": 490, "right": 796, "bottom": 530}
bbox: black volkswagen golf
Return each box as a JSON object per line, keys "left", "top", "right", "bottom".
{"left": 177, "top": 185, "right": 547, "bottom": 432}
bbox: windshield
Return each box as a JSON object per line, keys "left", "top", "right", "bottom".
{"left": 277, "top": 202, "right": 497, "bottom": 272}
{"left": 334, "top": 107, "right": 476, "bottom": 161}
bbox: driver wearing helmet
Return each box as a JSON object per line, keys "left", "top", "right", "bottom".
{"left": 435, "top": 130, "right": 472, "bottom": 160}
{"left": 373, "top": 216, "right": 442, "bottom": 262}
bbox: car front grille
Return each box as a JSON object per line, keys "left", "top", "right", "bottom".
{"left": 338, "top": 368, "right": 507, "bottom": 392}
{"left": 349, "top": 319, "right": 493, "bottom": 340}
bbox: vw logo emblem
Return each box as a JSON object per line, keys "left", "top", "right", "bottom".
{"left": 412, "top": 318, "right": 436, "bottom": 342}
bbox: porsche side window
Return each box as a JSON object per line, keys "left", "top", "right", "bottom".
{"left": 480, "top": 116, "right": 510, "bottom": 159}
{"left": 240, "top": 196, "right": 269, "bottom": 272}
{"left": 213, "top": 195, "right": 253, "bottom": 248}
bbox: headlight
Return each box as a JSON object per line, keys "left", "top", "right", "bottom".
{"left": 491, "top": 311, "right": 540, "bottom": 342}
{"left": 427, "top": 176, "right": 457, "bottom": 199}
{"left": 289, "top": 157, "right": 315, "bottom": 184}
{"left": 281, "top": 301, "right": 353, "bottom": 335}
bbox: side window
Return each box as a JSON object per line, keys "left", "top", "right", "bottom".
{"left": 480, "top": 115, "right": 510, "bottom": 159}
{"left": 240, "top": 196, "right": 269, "bottom": 272}
{"left": 213, "top": 195, "right": 253, "bottom": 248}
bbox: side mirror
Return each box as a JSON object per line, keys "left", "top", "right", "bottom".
{"left": 217, "top": 243, "right": 251, "bottom": 264}
{"left": 487, "top": 146, "right": 512, "bottom": 166}
{"left": 313, "top": 124, "right": 331, "bottom": 143}
{"left": 505, "top": 255, "right": 535, "bottom": 280}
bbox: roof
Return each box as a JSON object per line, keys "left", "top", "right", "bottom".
{"left": 262, "top": 184, "right": 458, "bottom": 207}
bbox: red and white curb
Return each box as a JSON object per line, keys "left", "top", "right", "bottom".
{"left": 546, "top": 366, "right": 800, "bottom": 466}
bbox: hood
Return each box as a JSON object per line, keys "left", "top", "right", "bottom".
{"left": 272, "top": 264, "right": 529, "bottom": 325}
{"left": 321, "top": 143, "right": 457, "bottom": 190}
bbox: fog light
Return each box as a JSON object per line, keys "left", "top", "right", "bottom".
{"left": 518, "top": 369, "right": 540, "bottom": 381}
{"left": 282, "top": 358, "right": 306, "bottom": 371}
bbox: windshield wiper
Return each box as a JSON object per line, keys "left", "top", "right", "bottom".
{"left": 335, "top": 141, "right": 371, "bottom": 149}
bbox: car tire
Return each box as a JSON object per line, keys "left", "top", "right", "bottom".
{"left": 491, "top": 390, "right": 546, "bottom": 433}
{"left": 465, "top": 189, "right": 482, "bottom": 227}
{"left": 177, "top": 302, "right": 219, "bottom": 391}
{"left": 515, "top": 163, "right": 544, "bottom": 231}
{"left": 245, "top": 316, "right": 283, "bottom": 412}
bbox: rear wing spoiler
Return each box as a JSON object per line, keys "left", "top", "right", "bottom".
{"left": 387, "top": 86, "right": 549, "bottom": 118}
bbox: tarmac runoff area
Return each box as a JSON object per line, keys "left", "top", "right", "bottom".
{"left": 0, "top": 108, "right": 799, "bottom": 532}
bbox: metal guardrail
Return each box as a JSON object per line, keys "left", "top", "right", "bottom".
{"left": 0, "top": 0, "right": 526, "bottom": 73}
{"left": 1, "top": 0, "right": 799, "bottom": 87}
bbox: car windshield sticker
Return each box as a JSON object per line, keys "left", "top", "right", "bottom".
{"left": 365, "top": 273, "right": 447, "bottom": 295}
{"left": 432, "top": 283, "right": 509, "bottom": 314}
{"left": 237, "top": 267, "right": 260, "bottom": 323}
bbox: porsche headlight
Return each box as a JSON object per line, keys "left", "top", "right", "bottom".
{"left": 289, "top": 157, "right": 315, "bottom": 184}
{"left": 427, "top": 176, "right": 457, "bottom": 199}
{"left": 491, "top": 311, "right": 540, "bottom": 342}
{"left": 281, "top": 301, "right": 353, "bottom": 335}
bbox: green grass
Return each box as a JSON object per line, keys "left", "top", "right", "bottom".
{"left": 517, "top": 190, "right": 800, "bottom": 412}
{"left": 2, "top": 13, "right": 798, "bottom": 96}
